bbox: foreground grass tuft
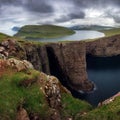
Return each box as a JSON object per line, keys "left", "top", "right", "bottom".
{"left": 81, "top": 97, "right": 120, "bottom": 120}
{"left": 0, "top": 69, "right": 49, "bottom": 119}
{"left": 61, "top": 93, "right": 92, "bottom": 119}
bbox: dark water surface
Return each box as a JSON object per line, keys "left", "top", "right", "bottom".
{"left": 77, "top": 55, "right": 120, "bottom": 106}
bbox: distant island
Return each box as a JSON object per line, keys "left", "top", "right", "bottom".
{"left": 15, "top": 24, "right": 75, "bottom": 39}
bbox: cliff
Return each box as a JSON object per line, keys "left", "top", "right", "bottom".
{"left": 0, "top": 39, "right": 93, "bottom": 92}
{"left": 0, "top": 57, "right": 92, "bottom": 120}
{"left": 2, "top": 34, "right": 120, "bottom": 93}
{"left": 46, "top": 42, "right": 93, "bottom": 92}
{"left": 86, "top": 34, "right": 120, "bottom": 56}
{"left": 32, "top": 34, "right": 120, "bottom": 92}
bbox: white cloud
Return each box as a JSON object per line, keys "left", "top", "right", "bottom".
{"left": 0, "top": 0, "right": 120, "bottom": 35}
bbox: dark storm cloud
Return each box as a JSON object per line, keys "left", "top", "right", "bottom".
{"left": 24, "top": 0, "right": 53, "bottom": 13}
{"left": 72, "top": 0, "right": 117, "bottom": 7}
{"left": 55, "top": 11, "right": 85, "bottom": 23}
{"left": 0, "top": 0, "right": 120, "bottom": 16}
{"left": 69, "top": 11, "right": 85, "bottom": 19}
{"left": 0, "top": 0, "right": 22, "bottom": 6}
{"left": 0, "top": 0, "right": 53, "bottom": 13}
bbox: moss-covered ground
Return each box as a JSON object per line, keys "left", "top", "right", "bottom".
{"left": 81, "top": 97, "right": 120, "bottom": 120}
{"left": 0, "top": 33, "right": 11, "bottom": 42}
{"left": 101, "top": 28, "right": 120, "bottom": 37}
{"left": 0, "top": 68, "right": 50, "bottom": 119}
{"left": 0, "top": 65, "right": 93, "bottom": 119}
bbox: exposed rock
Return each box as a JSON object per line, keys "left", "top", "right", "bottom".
{"left": 4, "top": 58, "right": 33, "bottom": 72}
{"left": 0, "top": 46, "right": 5, "bottom": 52}
{"left": 37, "top": 46, "right": 50, "bottom": 74}
{"left": 20, "top": 43, "right": 50, "bottom": 74}
{"left": 0, "top": 53, "right": 6, "bottom": 59}
{"left": 86, "top": 34, "right": 120, "bottom": 56}
{"left": 46, "top": 42, "right": 94, "bottom": 92}
{"left": 50, "top": 109, "right": 61, "bottom": 120}
{"left": 0, "top": 39, "right": 26, "bottom": 59}
{"left": 0, "top": 59, "right": 8, "bottom": 76}
{"left": 16, "top": 108, "right": 30, "bottom": 120}
{"left": 98, "top": 92, "right": 120, "bottom": 106}
{"left": 45, "top": 75, "right": 61, "bottom": 109}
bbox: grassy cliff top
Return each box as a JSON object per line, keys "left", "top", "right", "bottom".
{"left": 81, "top": 97, "right": 120, "bottom": 120}
{"left": 15, "top": 24, "right": 75, "bottom": 39}
{"left": 101, "top": 28, "right": 120, "bottom": 37}
{"left": 0, "top": 33, "right": 10, "bottom": 42}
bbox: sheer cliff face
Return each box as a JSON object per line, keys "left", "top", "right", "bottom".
{"left": 11, "top": 34, "right": 120, "bottom": 92}
{"left": 23, "top": 43, "right": 50, "bottom": 75}
{"left": 46, "top": 42, "right": 94, "bottom": 92}
{"left": 86, "top": 35, "right": 120, "bottom": 56}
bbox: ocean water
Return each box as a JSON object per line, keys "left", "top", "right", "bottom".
{"left": 76, "top": 55, "right": 120, "bottom": 106}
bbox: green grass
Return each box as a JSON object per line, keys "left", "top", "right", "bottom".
{"left": 0, "top": 33, "right": 10, "bottom": 42}
{"left": 61, "top": 93, "right": 92, "bottom": 119}
{"left": 15, "top": 24, "right": 75, "bottom": 39}
{"left": 81, "top": 97, "right": 120, "bottom": 120}
{"left": 101, "top": 28, "right": 120, "bottom": 37}
{"left": 0, "top": 65, "right": 94, "bottom": 119}
{"left": 0, "top": 69, "right": 49, "bottom": 119}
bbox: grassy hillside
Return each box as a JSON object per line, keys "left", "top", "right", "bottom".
{"left": 15, "top": 25, "right": 75, "bottom": 39}
{"left": 101, "top": 28, "right": 120, "bottom": 37}
{"left": 81, "top": 97, "right": 120, "bottom": 120}
{"left": 0, "top": 33, "right": 10, "bottom": 42}
{"left": 0, "top": 61, "right": 92, "bottom": 119}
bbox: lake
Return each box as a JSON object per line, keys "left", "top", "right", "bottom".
{"left": 27, "top": 30, "right": 105, "bottom": 42}
{"left": 73, "top": 55, "right": 120, "bottom": 106}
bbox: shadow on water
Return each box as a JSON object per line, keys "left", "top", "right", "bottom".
{"left": 83, "top": 55, "right": 120, "bottom": 106}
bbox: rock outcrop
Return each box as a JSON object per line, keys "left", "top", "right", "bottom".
{"left": 16, "top": 108, "right": 30, "bottom": 120}
{"left": 98, "top": 92, "right": 120, "bottom": 107}
{"left": 23, "top": 43, "right": 50, "bottom": 74}
{"left": 0, "top": 58, "right": 34, "bottom": 72}
{"left": 46, "top": 42, "right": 94, "bottom": 92}
{"left": 86, "top": 34, "right": 120, "bottom": 56}
{"left": 0, "top": 39, "right": 26, "bottom": 59}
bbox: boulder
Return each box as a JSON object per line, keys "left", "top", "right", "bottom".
{"left": 16, "top": 108, "right": 30, "bottom": 120}
{"left": 7, "top": 58, "right": 34, "bottom": 72}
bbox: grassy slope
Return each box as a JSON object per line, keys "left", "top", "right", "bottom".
{"left": 0, "top": 69, "right": 50, "bottom": 119}
{"left": 101, "top": 28, "right": 120, "bottom": 37}
{"left": 0, "top": 66, "right": 92, "bottom": 119}
{"left": 15, "top": 25, "right": 75, "bottom": 39}
{"left": 0, "top": 33, "right": 10, "bottom": 42}
{"left": 81, "top": 97, "right": 120, "bottom": 120}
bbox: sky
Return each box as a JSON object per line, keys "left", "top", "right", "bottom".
{"left": 0, "top": 0, "right": 120, "bottom": 35}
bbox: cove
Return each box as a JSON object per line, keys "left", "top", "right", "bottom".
{"left": 26, "top": 30, "right": 105, "bottom": 42}
{"left": 74, "top": 55, "right": 120, "bottom": 106}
